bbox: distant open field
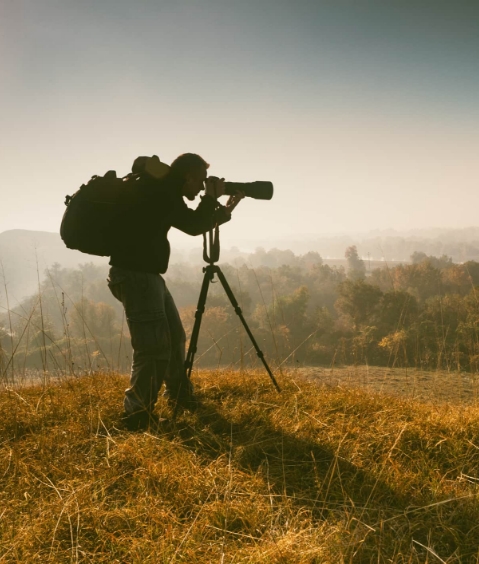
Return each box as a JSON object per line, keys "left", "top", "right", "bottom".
{"left": 294, "top": 365, "right": 479, "bottom": 406}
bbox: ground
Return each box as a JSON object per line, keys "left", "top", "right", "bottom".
{"left": 1, "top": 368, "right": 479, "bottom": 563}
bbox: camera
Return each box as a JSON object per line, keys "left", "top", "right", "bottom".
{"left": 224, "top": 181, "right": 273, "bottom": 200}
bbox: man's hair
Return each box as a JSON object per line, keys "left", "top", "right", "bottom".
{"left": 169, "top": 153, "right": 210, "bottom": 180}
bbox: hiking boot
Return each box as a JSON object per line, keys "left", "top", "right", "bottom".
{"left": 120, "top": 410, "right": 159, "bottom": 431}
{"left": 163, "top": 380, "right": 200, "bottom": 411}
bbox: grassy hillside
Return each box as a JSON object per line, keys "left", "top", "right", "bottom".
{"left": 1, "top": 370, "right": 479, "bottom": 563}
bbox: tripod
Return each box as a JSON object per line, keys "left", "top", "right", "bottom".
{"left": 184, "top": 225, "right": 281, "bottom": 392}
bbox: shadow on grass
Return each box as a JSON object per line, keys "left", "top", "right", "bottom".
{"left": 172, "top": 391, "right": 400, "bottom": 513}
{"left": 159, "top": 382, "right": 479, "bottom": 562}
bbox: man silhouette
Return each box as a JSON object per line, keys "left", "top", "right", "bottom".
{"left": 107, "top": 154, "right": 243, "bottom": 429}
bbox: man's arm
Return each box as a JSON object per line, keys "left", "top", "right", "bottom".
{"left": 171, "top": 176, "right": 243, "bottom": 236}
{"left": 171, "top": 194, "right": 231, "bottom": 236}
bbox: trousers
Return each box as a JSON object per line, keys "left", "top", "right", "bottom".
{"left": 108, "top": 266, "right": 187, "bottom": 414}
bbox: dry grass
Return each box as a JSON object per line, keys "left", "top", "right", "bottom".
{"left": 1, "top": 369, "right": 479, "bottom": 563}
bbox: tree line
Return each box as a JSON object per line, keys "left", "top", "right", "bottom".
{"left": 1, "top": 246, "right": 479, "bottom": 377}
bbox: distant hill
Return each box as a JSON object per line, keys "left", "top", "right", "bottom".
{"left": 0, "top": 230, "right": 108, "bottom": 305}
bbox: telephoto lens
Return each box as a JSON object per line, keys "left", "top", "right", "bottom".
{"left": 224, "top": 181, "right": 273, "bottom": 200}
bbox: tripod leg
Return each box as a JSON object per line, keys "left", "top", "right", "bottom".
{"left": 215, "top": 267, "right": 281, "bottom": 392}
{"left": 185, "top": 268, "right": 212, "bottom": 380}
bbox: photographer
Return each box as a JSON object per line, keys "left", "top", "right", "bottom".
{"left": 107, "top": 153, "right": 244, "bottom": 430}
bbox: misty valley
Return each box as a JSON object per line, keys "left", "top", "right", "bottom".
{"left": 2, "top": 236, "right": 479, "bottom": 389}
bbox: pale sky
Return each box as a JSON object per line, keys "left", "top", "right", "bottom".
{"left": 1, "top": 0, "right": 478, "bottom": 249}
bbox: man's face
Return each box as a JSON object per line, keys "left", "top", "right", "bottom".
{"left": 182, "top": 166, "right": 207, "bottom": 201}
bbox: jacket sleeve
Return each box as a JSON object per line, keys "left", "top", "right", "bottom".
{"left": 171, "top": 194, "right": 231, "bottom": 236}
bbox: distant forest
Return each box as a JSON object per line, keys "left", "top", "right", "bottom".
{"left": 1, "top": 245, "right": 479, "bottom": 377}
{"left": 4, "top": 226, "right": 479, "bottom": 303}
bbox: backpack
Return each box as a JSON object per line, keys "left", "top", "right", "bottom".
{"left": 60, "top": 156, "right": 170, "bottom": 257}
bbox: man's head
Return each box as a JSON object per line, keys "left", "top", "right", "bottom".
{"left": 170, "top": 153, "right": 209, "bottom": 201}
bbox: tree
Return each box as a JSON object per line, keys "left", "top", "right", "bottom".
{"left": 390, "top": 262, "right": 443, "bottom": 302}
{"left": 441, "top": 264, "right": 472, "bottom": 296}
{"left": 345, "top": 246, "right": 366, "bottom": 280}
{"left": 299, "top": 251, "right": 323, "bottom": 269}
{"left": 411, "top": 251, "right": 428, "bottom": 265}
{"left": 335, "top": 279, "right": 383, "bottom": 329}
{"left": 410, "top": 252, "right": 452, "bottom": 270}
{"left": 463, "top": 261, "right": 479, "bottom": 287}
{"left": 70, "top": 299, "right": 119, "bottom": 340}
{"left": 264, "top": 285, "right": 313, "bottom": 348}
{"left": 377, "top": 290, "right": 418, "bottom": 334}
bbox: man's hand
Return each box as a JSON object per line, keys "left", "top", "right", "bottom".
{"left": 205, "top": 176, "right": 225, "bottom": 200}
{"left": 225, "top": 191, "right": 245, "bottom": 213}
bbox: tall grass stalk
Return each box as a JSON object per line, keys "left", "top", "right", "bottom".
{"left": 1, "top": 261, "right": 15, "bottom": 384}
{"left": 35, "top": 253, "right": 49, "bottom": 381}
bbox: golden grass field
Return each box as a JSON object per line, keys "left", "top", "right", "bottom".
{"left": 1, "top": 368, "right": 479, "bottom": 563}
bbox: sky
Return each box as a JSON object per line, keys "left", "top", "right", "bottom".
{"left": 1, "top": 0, "right": 479, "bottom": 250}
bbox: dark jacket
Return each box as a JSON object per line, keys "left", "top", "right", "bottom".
{"left": 109, "top": 175, "right": 230, "bottom": 274}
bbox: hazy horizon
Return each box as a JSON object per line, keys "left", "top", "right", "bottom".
{"left": 2, "top": 1, "right": 479, "bottom": 241}
{"left": 5, "top": 223, "right": 479, "bottom": 252}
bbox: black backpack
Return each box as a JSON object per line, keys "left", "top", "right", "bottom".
{"left": 60, "top": 156, "right": 170, "bottom": 257}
